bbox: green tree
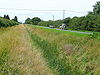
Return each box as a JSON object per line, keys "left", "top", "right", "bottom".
{"left": 25, "top": 18, "right": 31, "bottom": 24}
{"left": 31, "top": 17, "right": 41, "bottom": 25}
{"left": 6, "top": 15, "right": 10, "bottom": 20}
{"left": 12, "top": 16, "right": 18, "bottom": 22}
{"left": 4, "top": 15, "right": 7, "bottom": 19}
{"left": 0, "top": 17, "right": 19, "bottom": 28}
{"left": 3, "top": 14, "right": 10, "bottom": 20}
{"left": 93, "top": 1, "right": 100, "bottom": 15}
{"left": 63, "top": 17, "right": 71, "bottom": 26}
{"left": 87, "top": 11, "right": 93, "bottom": 15}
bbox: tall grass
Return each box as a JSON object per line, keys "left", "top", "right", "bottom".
{"left": 26, "top": 33, "right": 73, "bottom": 75}
{"left": 0, "top": 24, "right": 99, "bottom": 75}
{"left": 0, "top": 26, "right": 21, "bottom": 75}
{"left": 26, "top": 25, "right": 100, "bottom": 75}
{"left": 0, "top": 24, "right": 54, "bottom": 75}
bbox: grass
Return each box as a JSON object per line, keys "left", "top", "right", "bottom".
{"left": 0, "top": 24, "right": 53, "bottom": 75}
{"left": 32, "top": 25, "right": 100, "bottom": 39}
{"left": 0, "top": 24, "right": 99, "bottom": 75}
{"left": 31, "top": 25, "right": 92, "bottom": 36}
{"left": 26, "top": 24, "right": 100, "bottom": 75}
{"left": 26, "top": 30, "right": 72, "bottom": 75}
{"left": 0, "top": 26, "right": 21, "bottom": 75}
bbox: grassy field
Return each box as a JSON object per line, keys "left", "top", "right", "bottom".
{"left": 31, "top": 25, "right": 100, "bottom": 39}
{"left": 26, "top": 25, "right": 100, "bottom": 75}
{"left": 0, "top": 25, "right": 53, "bottom": 75}
{"left": 0, "top": 24, "right": 100, "bottom": 75}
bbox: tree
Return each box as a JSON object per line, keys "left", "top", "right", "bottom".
{"left": 4, "top": 15, "right": 7, "bottom": 19}
{"left": 63, "top": 17, "right": 71, "bottom": 26}
{"left": 0, "top": 17, "right": 19, "bottom": 28}
{"left": 6, "top": 15, "right": 10, "bottom": 20}
{"left": 31, "top": 17, "right": 41, "bottom": 25}
{"left": 25, "top": 18, "right": 31, "bottom": 24}
{"left": 87, "top": 11, "right": 93, "bottom": 15}
{"left": 12, "top": 16, "right": 18, "bottom": 22}
{"left": 93, "top": 1, "right": 100, "bottom": 15}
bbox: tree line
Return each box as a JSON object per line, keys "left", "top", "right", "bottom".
{"left": 25, "top": 17, "right": 41, "bottom": 25}
{"left": 25, "top": 1, "right": 100, "bottom": 32}
{"left": 3, "top": 15, "right": 18, "bottom": 22}
{"left": 0, "top": 15, "right": 19, "bottom": 28}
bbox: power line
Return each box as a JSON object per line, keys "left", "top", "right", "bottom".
{"left": 0, "top": 8, "right": 87, "bottom": 13}
{"left": 0, "top": 8, "right": 88, "bottom": 20}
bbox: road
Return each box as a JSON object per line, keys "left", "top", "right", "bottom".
{"left": 32, "top": 25, "right": 93, "bottom": 34}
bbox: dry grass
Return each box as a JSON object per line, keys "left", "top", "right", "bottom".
{"left": 0, "top": 24, "right": 99, "bottom": 75}
{"left": 26, "top": 25, "right": 100, "bottom": 75}
{"left": 0, "top": 24, "right": 53, "bottom": 75}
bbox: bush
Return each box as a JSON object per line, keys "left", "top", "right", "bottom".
{"left": 0, "top": 18, "right": 19, "bottom": 28}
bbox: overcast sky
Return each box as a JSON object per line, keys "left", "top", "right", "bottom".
{"left": 0, "top": 0, "right": 99, "bottom": 22}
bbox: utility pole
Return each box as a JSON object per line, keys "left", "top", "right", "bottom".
{"left": 63, "top": 10, "right": 65, "bottom": 19}
{"left": 53, "top": 15, "right": 54, "bottom": 21}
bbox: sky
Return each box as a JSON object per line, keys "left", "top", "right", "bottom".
{"left": 0, "top": 0, "right": 99, "bottom": 22}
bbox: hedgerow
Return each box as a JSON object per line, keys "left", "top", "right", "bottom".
{"left": 0, "top": 18, "right": 19, "bottom": 28}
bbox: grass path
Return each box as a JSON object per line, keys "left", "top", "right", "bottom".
{"left": 0, "top": 24, "right": 53, "bottom": 75}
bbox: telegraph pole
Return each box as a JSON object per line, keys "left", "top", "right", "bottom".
{"left": 53, "top": 15, "right": 54, "bottom": 21}
{"left": 63, "top": 10, "right": 65, "bottom": 19}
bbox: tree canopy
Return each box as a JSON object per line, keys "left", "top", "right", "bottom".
{"left": 12, "top": 16, "right": 18, "bottom": 22}
{"left": 0, "top": 17, "right": 19, "bottom": 28}
{"left": 93, "top": 1, "right": 100, "bottom": 15}
{"left": 31, "top": 17, "right": 41, "bottom": 25}
{"left": 25, "top": 18, "right": 31, "bottom": 24}
{"left": 4, "top": 15, "right": 10, "bottom": 20}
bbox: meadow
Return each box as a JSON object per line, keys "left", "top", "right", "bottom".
{"left": 0, "top": 24, "right": 100, "bottom": 75}
{"left": 0, "top": 25, "right": 53, "bottom": 75}
{"left": 25, "top": 25, "right": 100, "bottom": 75}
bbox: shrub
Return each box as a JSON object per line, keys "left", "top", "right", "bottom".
{"left": 0, "top": 18, "right": 19, "bottom": 28}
